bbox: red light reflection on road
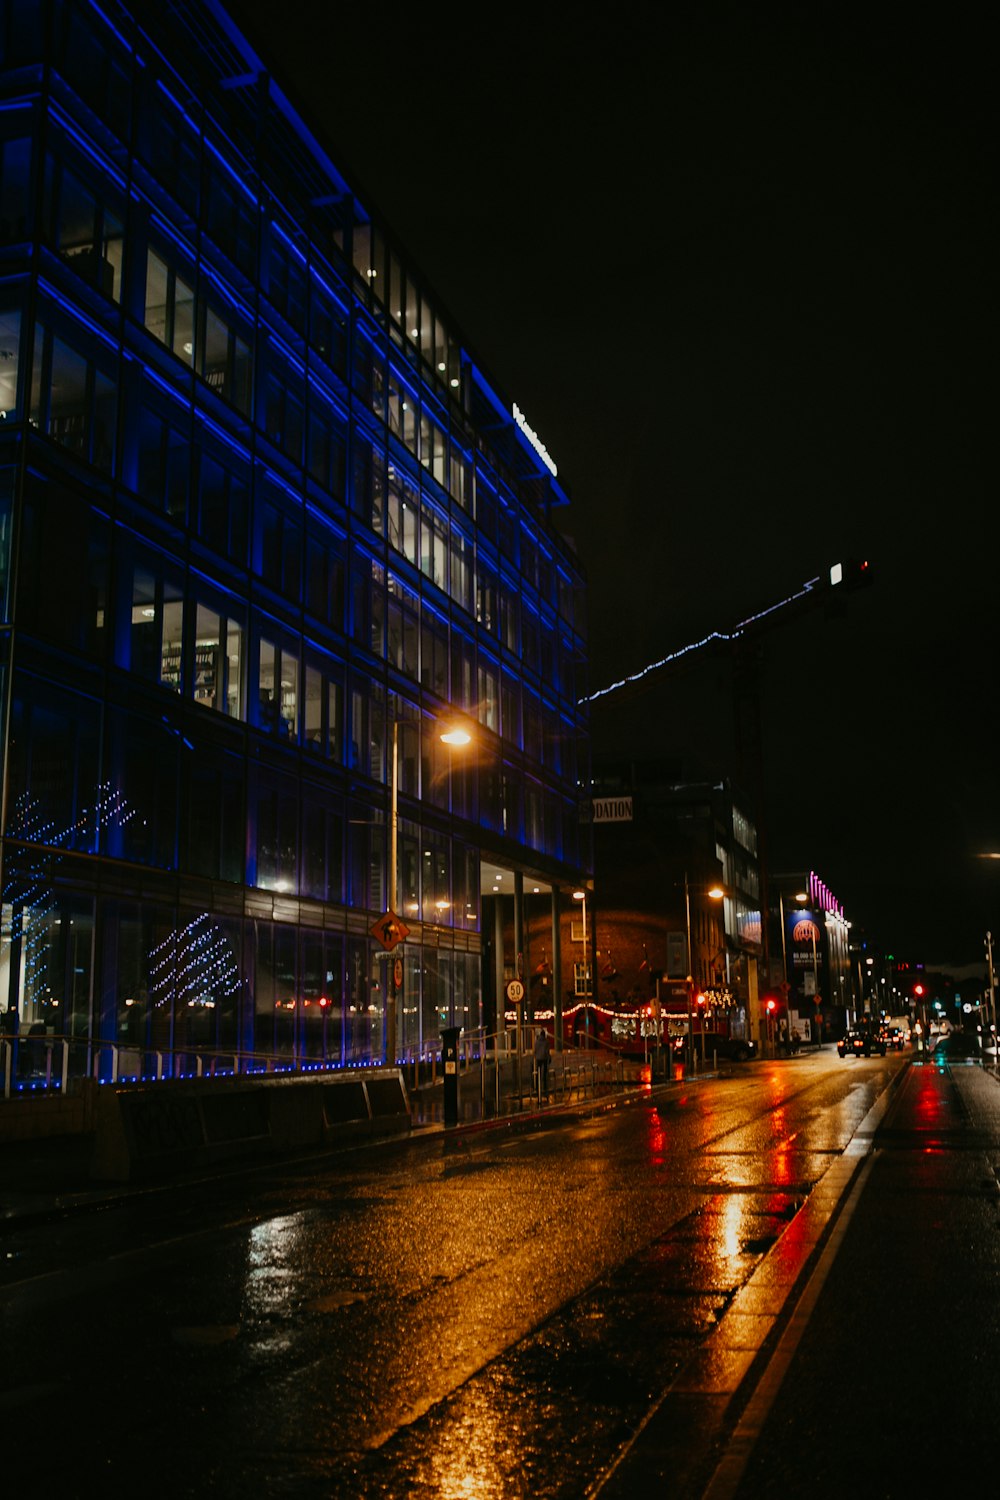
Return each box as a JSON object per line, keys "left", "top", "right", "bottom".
{"left": 647, "top": 1108, "right": 668, "bottom": 1162}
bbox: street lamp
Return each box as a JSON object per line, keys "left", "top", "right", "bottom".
{"left": 684, "top": 872, "right": 725, "bottom": 1070}
{"left": 386, "top": 717, "right": 472, "bottom": 1069}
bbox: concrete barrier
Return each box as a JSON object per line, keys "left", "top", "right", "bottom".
{"left": 89, "top": 1069, "right": 411, "bottom": 1182}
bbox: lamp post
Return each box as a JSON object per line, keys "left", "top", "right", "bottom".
{"left": 684, "top": 873, "right": 725, "bottom": 1071}
{"left": 573, "top": 889, "right": 589, "bottom": 1034}
{"left": 386, "top": 718, "right": 471, "bottom": 1070}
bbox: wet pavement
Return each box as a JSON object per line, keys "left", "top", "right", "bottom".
{"left": 4, "top": 1045, "right": 995, "bottom": 1497}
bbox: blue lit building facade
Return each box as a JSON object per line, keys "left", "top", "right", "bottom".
{"left": 0, "top": 0, "right": 589, "bottom": 1084}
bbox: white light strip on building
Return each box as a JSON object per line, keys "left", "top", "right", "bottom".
{"left": 512, "top": 402, "right": 558, "bottom": 477}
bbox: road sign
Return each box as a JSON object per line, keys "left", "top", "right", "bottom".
{"left": 370, "top": 911, "right": 411, "bottom": 951}
{"left": 506, "top": 979, "right": 525, "bottom": 1004}
{"left": 393, "top": 957, "right": 403, "bottom": 989}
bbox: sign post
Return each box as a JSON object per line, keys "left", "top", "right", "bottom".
{"left": 371, "top": 911, "right": 411, "bottom": 1064}
{"left": 507, "top": 978, "right": 525, "bottom": 1106}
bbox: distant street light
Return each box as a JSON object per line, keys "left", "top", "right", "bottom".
{"left": 685, "top": 872, "right": 726, "bottom": 1070}
{"left": 386, "top": 717, "right": 473, "bottom": 1068}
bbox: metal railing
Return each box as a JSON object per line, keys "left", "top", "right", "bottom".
{"left": 2, "top": 1027, "right": 631, "bottom": 1104}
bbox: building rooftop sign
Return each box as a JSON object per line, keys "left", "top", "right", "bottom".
{"left": 512, "top": 402, "right": 558, "bottom": 477}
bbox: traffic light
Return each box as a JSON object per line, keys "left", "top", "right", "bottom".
{"left": 695, "top": 992, "right": 707, "bottom": 1008}
{"left": 765, "top": 998, "right": 777, "bottom": 1015}
{"left": 913, "top": 983, "right": 925, "bottom": 998}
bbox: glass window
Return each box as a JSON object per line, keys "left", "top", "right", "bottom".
{"left": 254, "top": 478, "right": 302, "bottom": 601}
{"left": 477, "top": 656, "right": 499, "bottom": 733}
{"left": 303, "top": 661, "right": 342, "bottom": 762}
{"left": 0, "top": 307, "right": 21, "bottom": 422}
{"left": 196, "top": 444, "right": 250, "bottom": 565}
{"left": 205, "top": 152, "right": 257, "bottom": 279}
{"left": 49, "top": 157, "right": 123, "bottom": 302}
{"left": 145, "top": 248, "right": 194, "bottom": 365}
{"left": 258, "top": 635, "right": 298, "bottom": 742}
{"left": 268, "top": 226, "right": 307, "bottom": 332}
{"left": 386, "top": 463, "right": 418, "bottom": 565}
{"left": 304, "top": 522, "right": 345, "bottom": 632}
{"left": 421, "top": 502, "right": 448, "bottom": 592}
{"left": 14, "top": 472, "right": 107, "bottom": 661}
{"left": 201, "top": 300, "right": 252, "bottom": 414}
{"left": 192, "top": 602, "right": 243, "bottom": 719}
{"left": 264, "top": 351, "right": 305, "bottom": 464}
{"left": 420, "top": 608, "right": 449, "bottom": 698}
{"left": 31, "top": 318, "right": 117, "bottom": 473}
{"left": 0, "top": 137, "right": 32, "bottom": 244}
{"left": 251, "top": 770, "right": 298, "bottom": 894}
{"left": 6, "top": 676, "right": 100, "bottom": 854}
{"left": 136, "top": 386, "right": 189, "bottom": 521}
{"left": 180, "top": 744, "right": 244, "bottom": 884}
{"left": 301, "top": 785, "right": 344, "bottom": 904}
{"left": 306, "top": 387, "right": 347, "bottom": 499}
{"left": 309, "top": 272, "right": 348, "bottom": 375}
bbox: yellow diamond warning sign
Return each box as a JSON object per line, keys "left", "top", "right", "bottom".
{"left": 370, "top": 911, "right": 410, "bottom": 951}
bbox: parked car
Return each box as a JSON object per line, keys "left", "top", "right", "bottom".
{"left": 837, "top": 1029, "right": 887, "bottom": 1058}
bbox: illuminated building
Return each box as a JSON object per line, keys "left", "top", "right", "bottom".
{"left": 0, "top": 0, "right": 589, "bottom": 1083}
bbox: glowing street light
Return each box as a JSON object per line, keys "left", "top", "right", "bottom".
{"left": 386, "top": 718, "right": 473, "bottom": 1068}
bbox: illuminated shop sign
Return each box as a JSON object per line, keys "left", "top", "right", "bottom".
{"left": 512, "top": 402, "right": 558, "bottom": 477}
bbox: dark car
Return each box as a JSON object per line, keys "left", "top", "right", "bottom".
{"left": 883, "top": 1026, "right": 906, "bottom": 1051}
{"left": 837, "top": 1029, "right": 886, "bottom": 1058}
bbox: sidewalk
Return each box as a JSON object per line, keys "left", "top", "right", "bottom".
{"left": 0, "top": 1052, "right": 666, "bottom": 1227}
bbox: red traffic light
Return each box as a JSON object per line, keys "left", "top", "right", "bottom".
{"left": 695, "top": 992, "right": 707, "bottom": 1007}
{"left": 913, "top": 983, "right": 925, "bottom": 997}
{"left": 765, "top": 998, "right": 777, "bottom": 1014}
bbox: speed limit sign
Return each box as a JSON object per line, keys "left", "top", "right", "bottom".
{"left": 506, "top": 979, "right": 525, "bottom": 1004}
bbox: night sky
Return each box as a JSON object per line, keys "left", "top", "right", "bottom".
{"left": 225, "top": 1, "right": 997, "bottom": 972}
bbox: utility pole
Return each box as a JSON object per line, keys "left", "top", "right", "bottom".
{"left": 986, "top": 931, "right": 997, "bottom": 1068}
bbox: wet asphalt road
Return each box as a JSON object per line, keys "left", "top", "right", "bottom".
{"left": 4, "top": 1046, "right": 990, "bottom": 1497}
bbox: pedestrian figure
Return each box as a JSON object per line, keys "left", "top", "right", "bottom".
{"left": 533, "top": 1027, "right": 551, "bottom": 1098}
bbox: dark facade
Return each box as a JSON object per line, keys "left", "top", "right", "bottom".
{"left": 582, "top": 760, "right": 764, "bottom": 1051}
{"left": 0, "top": 0, "right": 589, "bottom": 1088}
